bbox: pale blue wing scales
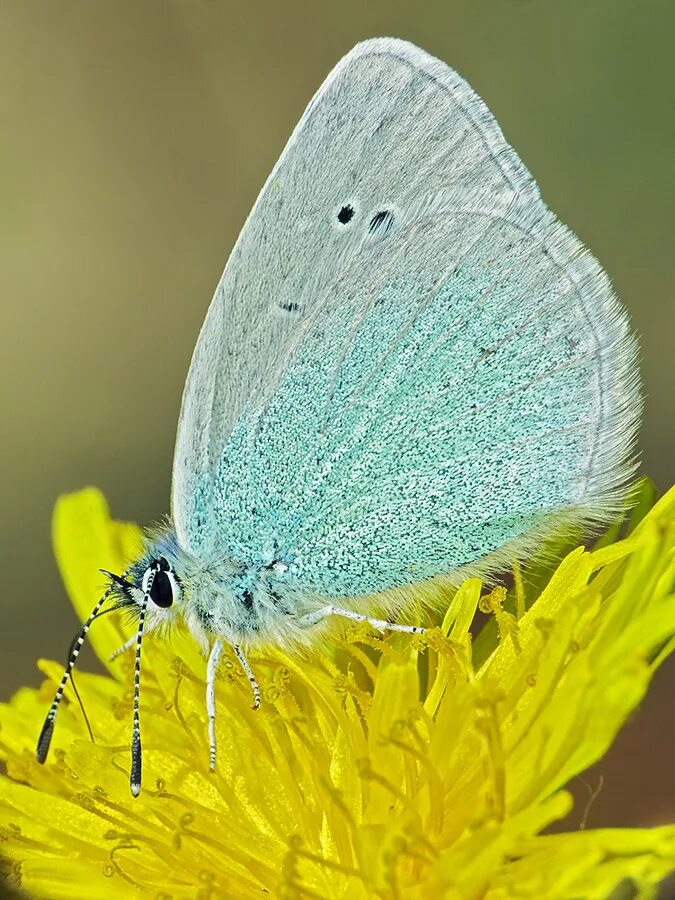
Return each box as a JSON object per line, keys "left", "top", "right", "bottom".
{"left": 172, "top": 38, "right": 640, "bottom": 601}
{"left": 214, "top": 198, "right": 638, "bottom": 595}
{"left": 171, "top": 38, "right": 538, "bottom": 554}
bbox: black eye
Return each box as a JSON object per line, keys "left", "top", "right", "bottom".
{"left": 337, "top": 204, "right": 355, "bottom": 225}
{"left": 150, "top": 570, "right": 174, "bottom": 608}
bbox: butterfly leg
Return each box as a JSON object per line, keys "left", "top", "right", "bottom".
{"left": 233, "top": 645, "right": 261, "bottom": 710}
{"left": 206, "top": 639, "right": 223, "bottom": 771}
{"left": 298, "top": 606, "right": 425, "bottom": 635}
{"left": 109, "top": 634, "right": 136, "bottom": 661}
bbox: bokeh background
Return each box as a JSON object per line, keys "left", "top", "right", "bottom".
{"left": 1, "top": 0, "right": 673, "bottom": 850}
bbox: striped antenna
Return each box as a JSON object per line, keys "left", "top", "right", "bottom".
{"left": 36, "top": 584, "right": 115, "bottom": 765}
{"left": 129, "top": 563, "right": 157, "bottom": 797}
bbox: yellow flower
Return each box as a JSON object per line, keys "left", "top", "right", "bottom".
{"left": 1, "top": 484, "right": 675, "bottom": 899}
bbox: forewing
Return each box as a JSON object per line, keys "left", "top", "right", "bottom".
{"left": 171, "top": 38, "right": 540, "bottom": 552}
{"left": 172, "top": 38, "right": 639, "bottom": 590}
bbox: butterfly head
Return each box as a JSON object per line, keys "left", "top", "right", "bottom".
{"left": 111, "top": 557, "right": 181, "bottom": 608}
{"left": 140, "top": 556, "right": 182, "bottom": 608}
{"left": 106, "top": 538, "right": 185, "bottom": 630}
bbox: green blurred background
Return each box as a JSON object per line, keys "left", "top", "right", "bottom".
{"left": 1, "top": 0, "right": 673, "bottom": 841}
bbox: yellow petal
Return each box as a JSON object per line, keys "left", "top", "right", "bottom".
{"left": 0, "top": 485, "right": 674, "bottom": 898}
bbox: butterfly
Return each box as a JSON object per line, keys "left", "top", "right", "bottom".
{"left": 37, "top": 38, "right": 641, "bottom": 795}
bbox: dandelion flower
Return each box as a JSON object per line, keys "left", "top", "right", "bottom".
{"left": 1, "top": 484, "right": 675, "bottom": 898}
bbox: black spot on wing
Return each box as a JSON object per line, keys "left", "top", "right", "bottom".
{"left": 369, "top": 210, "right": 395, "bottom": 239}
{"left": 279, "top": 301, "right": 302, "bottom": 313}
{"left": 337, "top": 204, "right": 355, "bottom": 225}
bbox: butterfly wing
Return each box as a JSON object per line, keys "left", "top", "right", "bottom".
{"left": 172, "top": 37, "right": 540, "bottom": 553}
{"left": 172, "top": 38, "right": 640, "bottom": 598}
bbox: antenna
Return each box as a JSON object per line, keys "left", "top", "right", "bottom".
{"left": 129, "top": 563, "right": 157, "bottom": 796}
{"left": 36, "top": 584, "right": 115, "bottom": 764}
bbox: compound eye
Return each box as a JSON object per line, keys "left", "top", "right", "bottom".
{"left": 150, "top": 570, "right": 173, "bottom": 608}
{"left": 143, "top": 558, "right": 181, "bottom": 609}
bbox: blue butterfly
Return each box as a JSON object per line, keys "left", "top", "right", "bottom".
{"left": 37, "top": 38, "right": 641, "bottom": 795}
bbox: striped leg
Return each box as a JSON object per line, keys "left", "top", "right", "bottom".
{"left": 206, "top": 642, "right": 259, "bottom": 772}
{"left": 297, "top": 605, "right": 425, "bottom": 635}
{"left": 110, "top": 634, "right": 136, "bottom": 661}
{"left": 206, "top": 639, "right": 223, "bottom": 771}
{"left": 233, "top": 645, "right": 261, "bottom": 710}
